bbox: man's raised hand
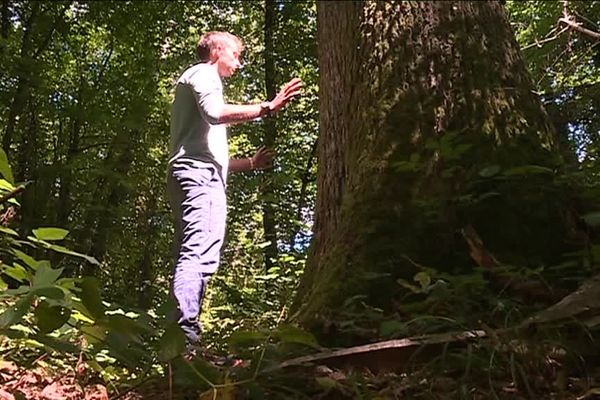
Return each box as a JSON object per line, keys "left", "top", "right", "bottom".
{"left": 251, "top": 146, "right": 274, "bottom": 170}
{"left": 269, "top": 78, "right": 303, "bottom": 113}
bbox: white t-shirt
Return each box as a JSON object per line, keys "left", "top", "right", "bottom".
{"left": 169, "top": 63, "right": 229, "bottom": 180}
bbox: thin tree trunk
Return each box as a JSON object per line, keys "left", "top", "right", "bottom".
{"left": 1, "top": 0, "right": 9, "bottom": 39}
{"left": 2, "top": 3, "right": 38, "bottom": 155}
{"left": 75, "top": 123, "right": 140, "bottom": 277}
{"left": 81, "top": 130, "right": 137, "bottom": 275}
{"left": 18, "top": 95, "right": 40, "bottom": 233}
{"left": 56, "top": 43, "right": 114, "bottom": 253}
{"left": 136, "top": 195, "right": 157, "bottom": 309}
{"left": 56, "top": 79, "right": 84, "bottom": 229}
{"left": 3, "top": 3, "right": 66, "bottom": 155}
{"left": 262, "top": 0, "right": 278, "bottom": 270}
{"left": 289, "top": 138, "right": 317, "bottom": 248}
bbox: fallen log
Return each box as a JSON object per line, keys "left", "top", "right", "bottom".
{"left": 521, "top": 273, "right": 600, "bottom": 329}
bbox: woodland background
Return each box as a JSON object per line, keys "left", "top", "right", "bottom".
{"left": 0, "top": 1, "right": 600, "bottom": 399}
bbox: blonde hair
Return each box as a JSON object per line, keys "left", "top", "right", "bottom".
{"left": 196, "top": 31, "right": 244, "bottom": 62}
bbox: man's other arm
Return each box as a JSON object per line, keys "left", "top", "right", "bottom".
{"left": 229, "top": 146, "right": 274, "bottom": 173}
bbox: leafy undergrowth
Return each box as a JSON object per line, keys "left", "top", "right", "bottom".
{"left": 1, "top": 156, "right": 599, "bottom": 399}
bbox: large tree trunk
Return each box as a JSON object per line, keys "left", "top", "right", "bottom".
{"left": 293, "top": 1, "right": 574, "bottom": 328}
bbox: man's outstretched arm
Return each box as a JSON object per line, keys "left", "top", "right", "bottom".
{"left": 229, "top": 146, "right": 274, "bottom": 173}
{"left": 201, "top": 78, "right": 303, "bottom": 125}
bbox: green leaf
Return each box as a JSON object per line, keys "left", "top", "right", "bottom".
{"left": 32, "top": 265, "right": 63, "bottom": 288}
{"left": 158, "top": 323, "right": 186, "bottom": 361}
{"left": 397, "top": 278, "right": 421, "bottom": 293}
{"left": 155, "top": 297, "right": 179, "bottom": 322}
{"left": 0, "top": 285, "right": 30, "bottom": 297}
{"left": 104, "top": 314, "right": 146, "bottom": 343}
{"left": 583, "top": 212, "right": 600, "bottom": 227}
{"left": 3, "top": 264, "right": 29, "bottom": 282}
{"left": 12, "top": 250, "right": 39, "bottom": 270}
{"left": 26, "top": 236, "right": 98, "bottom": 265}
{"left": 256, "top": 241, "right": 272, "bottom": 249}
{"left": 32, "top": 334, "right": 80, "bottom": 354}
{"left": 56, "top": 277, "right": 77, "bottom": 291}
{"left": 80, "top": 325, "right": 107, "bottom": 344}
{"left": 32, "top": 286, "right": 65, "bottom": 300}
{"left": 392, "top": 160, "right": 421, "bottom": 172}
{"left": 379, "top": 320, "right": 406, "bottom": 337}
{"left": 0, "top": 179, "right": 15, "bottom": 192}
{"left": 0, "top": 294, "right": 34, "bottom": 329}
{"left": 105, "top": 331, "right": 146, "bottom": 367}
{"left": 0, "top": 148, "right": 14, "bottom": 183}
{"left": 86, "top": 359, "right": 104, "bottom": 374}
{"left": 79, "top": 277, "right": 106, "bottom": 320}
{"left": 315, "top": 377, "right": 338, "bottom": 390}
{"left": 479, "top": 165, "right": 501, "bottom": 177}
{"left": 40, "top": 241, "right": 98, "bottom": 265}
{"left": 35, "top": 301, "right": 71, "bottom": 333}
{"left": 0, "top": 226, "right": 18, "bottom": 236}
{"left": 32, "top": 228, "right": 69, "bottom": 241}
{"left": 228, "top": 330, "right": 267, "bottom": 347}
{"left": 362, "top": 271, "right": 391, "bottom": 280}
{"left": 414, "top": 272, "right": 431, "bottom": 289}
{"left": 169, "top": 354, "right": 220, "bottom": 389}
{"left": 452, "top": 143, "right": 473, "bottom": 158}
{"left": 503, "top": 165, "right": 553, "bottom": 176}
{"left": 275, "top": 324, "right": 318, "bottom": 347}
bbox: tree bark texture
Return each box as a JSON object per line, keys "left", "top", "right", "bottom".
{"left": 294, "top": 1, "right": 571, "bottom": 326}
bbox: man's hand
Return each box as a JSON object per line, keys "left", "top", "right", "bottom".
{"left": 251, "top": 146, "right": 274, "bottom": 170}
{"left": 268, "top": 78, "right": 303, "bottom": 114}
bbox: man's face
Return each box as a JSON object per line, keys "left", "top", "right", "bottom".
{"left": 215, "top": 39, "right": 242, "bottom": 78}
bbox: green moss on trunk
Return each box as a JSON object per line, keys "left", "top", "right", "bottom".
{"left": 293, "top": 2, "right": 577, "bottom": 333}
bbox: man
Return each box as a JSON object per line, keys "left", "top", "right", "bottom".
{"left": 167, "top": 31, "right": 302, "bottom": 352}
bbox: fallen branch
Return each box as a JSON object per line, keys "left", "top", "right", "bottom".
{"left": 273, "top": 330, "right": 487, "bottom": 373}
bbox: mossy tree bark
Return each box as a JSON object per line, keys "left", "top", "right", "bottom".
{"left": 293, "top": 1, "right": 574, "bottom": 329}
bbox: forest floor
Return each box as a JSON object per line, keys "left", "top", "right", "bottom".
{"left": 1, "top": 354, "right": 598, "bottom": 400}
